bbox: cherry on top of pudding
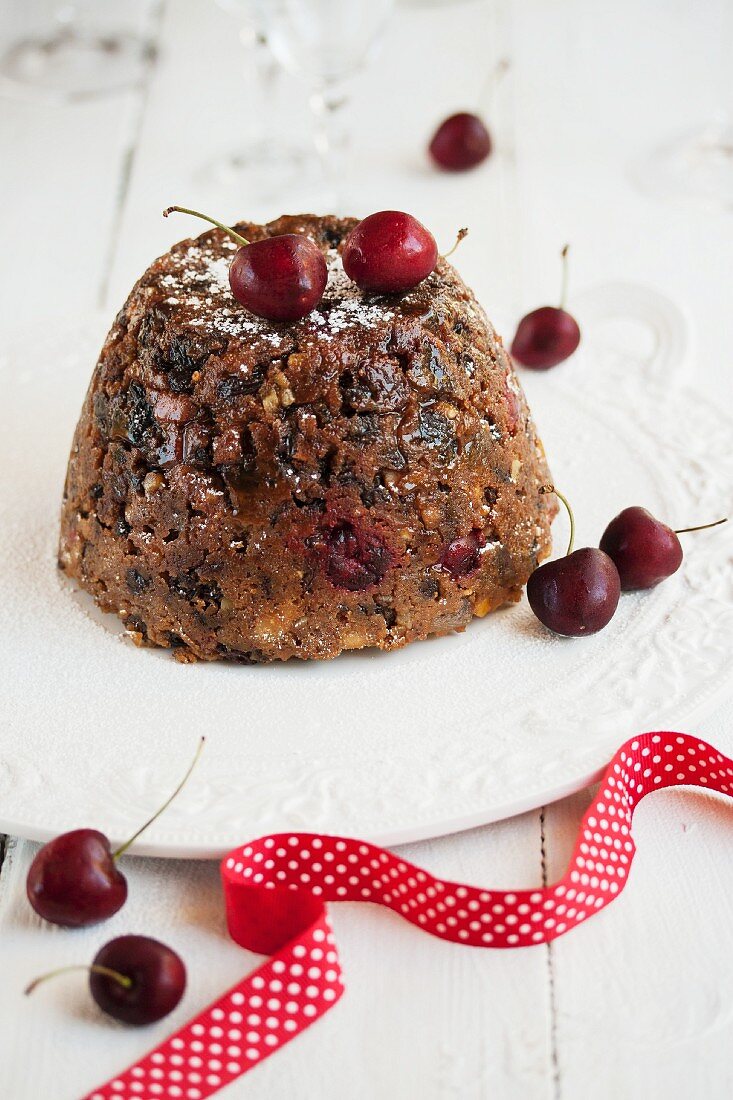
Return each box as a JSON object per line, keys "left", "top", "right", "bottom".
{"left": 341, "top": 210, "right": 439, "bottom": 295}
{"left": 164, "top": 206, "right": 328, "bottom": 322}
{"left": 165, "top": 206, "right": 441, "bottom": 318}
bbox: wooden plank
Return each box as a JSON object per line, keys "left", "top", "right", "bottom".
{"left": 544, "top": 784, "right": 733, "bottom": 1098}
{"left": 0, "top": 810, "right": 553, "bottom": 1099}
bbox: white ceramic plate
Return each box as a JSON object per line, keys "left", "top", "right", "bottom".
{"left": 1, "top": 310, "right": 731, "bottom": 857}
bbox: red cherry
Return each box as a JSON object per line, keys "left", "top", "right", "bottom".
{"left": 511, "top": 246, "right": 581, "bottom": 370}
{"left": 90, "top": 936, "right": 186, "bottom": 1025}
{"left": 527, "top": 487, "right": 620, "bottom": 636}
{"left": 229, "top": 234, "right": 327, "bottom": 322}
{"left": 342, "top": 210, "right": 438, "bottom": 295}
{"left": 313, "top": 520, "right": 392, "bottom": 592}
{"left": 26, "top": 739, "right": 204, "bottom": 928}
{"left": 600, "top": 507, "right": 681, "bottom": 590}
{"left": 511, "top": 306, "right": 580, "bottom": 370}
{"left": 26, "top": 829, "right": 127, "bottom": 928}
{"left": 164, "top": 206, "right": 327, "bottom": 321}
{"left": 600, "top": 507, "right": 726, "bottom": 591}
{"left": 429, "top": 112, "right": 492, "bottom": 171}
{"left": 527, "top": 548, "right": 620, "bottom": 637}
{"left": 441, "top": 530, "right": 485, "bottom": 578}
{"left": 25, "top": 935, "right": 186, "bottom": 1027}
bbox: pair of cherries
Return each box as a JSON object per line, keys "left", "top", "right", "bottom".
{"left": 25, "top": 740, "right": 205, "bottom": 1025}
{"left": 164, "top": 206, "right": 440, "bottom": 322}
{"left": 527, "top": 494, "right": 726, "bottom": 637}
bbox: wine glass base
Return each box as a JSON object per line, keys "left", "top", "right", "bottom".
{"left": 632, "top": 117, "right": 733, "bottom": 207}
{"left": 0, "top": 29, "right": 156, "bottom": 103}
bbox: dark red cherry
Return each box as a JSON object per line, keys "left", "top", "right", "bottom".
{"left": 26, "top": 829, "right": 127, "bottom": 928}
{"left": 164, "top": 206, "right": 326, "bottom": 321}
{"left": 26, "top": 935, "right": 186, "bottom": 1027}
{"left": 527, "top": 548, "right": 620, "bottom": 637}
{"left": 342, "top": 211, "right": 438, "bottom": 295}
{"left": 26, "top": 739, "right": 204, "bottom": 928}
{"left": 90, "top": 936, "right": 186, "bottom": 1025}
{"left": 511, "top": 246, "right": 580, "bottom": 369}
{"left": 229, "top": 234, "right": 327, "bottom": 321}
{"left": 600, "top": 506, "right": 682, "bottom": 590}
{"left": 441, "top": 530, "right": 485, "bottom": 578}
{"left": 429, "top": 112, "right": 492, "bottom": 171}
{"left": 511, "top": 306, "right": 580, "bottom": 370}
{"left": 318, "top": 520, "right": 391, "bottom": 592}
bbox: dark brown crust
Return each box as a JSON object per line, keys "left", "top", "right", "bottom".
{"left": 58, "top": 214, "right": 556, "bottom": 662}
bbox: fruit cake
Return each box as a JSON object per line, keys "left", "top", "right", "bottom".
{"left": 58, "top": 214, "right": 556, "bottom": 662}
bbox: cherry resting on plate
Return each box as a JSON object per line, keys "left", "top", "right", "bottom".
{"left": 600, "top": 507, "right": 727, "bottom": 590}
{"left": 527, "top": 487, "right": 620, "bottom": 637}
{"left": 26, "top": 739, "right": 204, "bottom": 927}
{"left": 429, "top": 112, "right": 492, "bottom": 171}
{"left": 164, "top": 206, "right": 327, "bottom": 321}
{"left": 342, "top": 211, "right": 439, "bottom": 295}
{"left": 511, "top": 245, "right": 581, "bottom": 369}
{"left": 25, "top": 935, "right": 186, "bottom": 1026}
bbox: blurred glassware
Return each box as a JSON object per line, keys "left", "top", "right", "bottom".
{"left": 0, "top": 0, "right": 156, "bottom": 103}
{"left": 265, "top": 0, "right": 395, "bottom": 203}
{"left": 632, "top": 114, "right": 733, "bottom": 209}
{"left": 195, "top": 0, "right": 307, "bottom": 208}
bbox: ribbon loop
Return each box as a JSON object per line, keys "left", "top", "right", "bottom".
{"left": 84, "top": 732, "right": 733, "bottom": 1100}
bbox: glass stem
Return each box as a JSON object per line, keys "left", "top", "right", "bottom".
{"left": 309, "top": 78, "right": 350, "bottom": 204}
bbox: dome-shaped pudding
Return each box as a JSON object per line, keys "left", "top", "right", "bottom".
{"left": 59, "top": 214, "right": 556, "bottom": 662}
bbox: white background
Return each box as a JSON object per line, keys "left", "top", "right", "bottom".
{"left": 1, "top": 0, "right": 732, "bottom": 1097}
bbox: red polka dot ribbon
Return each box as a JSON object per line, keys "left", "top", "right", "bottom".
{"left": 84, "top": 731, "right": 733, "bottom": 1100}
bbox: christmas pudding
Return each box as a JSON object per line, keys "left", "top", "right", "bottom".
{"left": 58, "top": 213, "right": 556, "bottom": 662}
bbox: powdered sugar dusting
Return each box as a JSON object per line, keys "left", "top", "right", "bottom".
{"left": 159, "top": 242, "right": 394, "bottom": 344}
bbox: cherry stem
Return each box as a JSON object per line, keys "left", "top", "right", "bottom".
{"left": 674, "top": 517, "right": 727, "bottom": 534}
{"left": 163, "top": 206, "right": 249, "bottom": 249}
{"left": 541, "top": 484, "right": 575, "bottom": 556}
{"left": 25, "top": 964, "right": 133, "bottom": 997}
{"left": 442, "top": 227, "right": 469, "bottom": 260}
{"left": 112, "top": 737, "right": 205, "bottom": 860}
{"left": 478, "top": 55, "right": 511, "bottom": 110}
{"left": 559, "top": 244, "right": 570, "bottom": 311}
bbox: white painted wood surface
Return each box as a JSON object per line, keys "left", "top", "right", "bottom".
{"left": 1, "top": 0, "right": 732, "bottom": 1097}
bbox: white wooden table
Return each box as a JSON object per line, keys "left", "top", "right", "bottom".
{"left": 1, "top": 1, "right": 732, "bottom": 1097}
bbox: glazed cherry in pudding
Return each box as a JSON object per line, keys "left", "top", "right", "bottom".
{"left": 441, "top": 531, "right": 485, "bottom": 579}
{"left": 164, "top": 206, "right": 327, "bottom": 321}
{"left": 511, "top": 246, "right": 581, "bottom": 370}
{"left": 25, "top": 935, "right": 186, "bottom": 1026}
{"left": 311, "top": 520, "right": 392, "bottom": 592}
{"left": 342, "top": 211, "right": 438, "bottom": 295}
{"left": 429, "top": 112, "right": 492, "bottom": 171}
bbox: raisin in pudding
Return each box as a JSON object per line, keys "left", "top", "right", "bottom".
{"left": 58, "top": 214, "right": 556, "bottom": 662}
